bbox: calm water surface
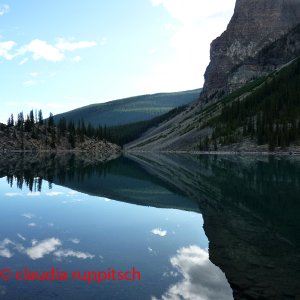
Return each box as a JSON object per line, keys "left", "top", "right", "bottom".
{"left": 0, "top": 153, "right": 299, "bottom": 299}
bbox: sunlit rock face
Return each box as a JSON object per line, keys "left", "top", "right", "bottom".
{"left": 202, "top": 0, "right": 300, "bottom": 101}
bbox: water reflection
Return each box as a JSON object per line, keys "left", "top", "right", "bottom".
{"left": 1, "top": 152, "right": 299, "bottom": 299}
{"left": 0, "top": 152, "right": 200, "bottom": 212}
{"left": 152, "top": 246, "right": 232, "bottom": 300}
{"left": 128, "top": 153, "right": 300, "bottom": 300}
{"left": 1, "top": 152, "right": 225, "bottom": 299}
{"left": 0, "top": 236, "right": 95, "bottom": 261}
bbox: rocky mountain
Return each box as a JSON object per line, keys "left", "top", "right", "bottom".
{"left": 126, "top": 0, "right": 300, "bottom": 152}
{"left": 202, "top": 0, "right": 300, "bottom": 101}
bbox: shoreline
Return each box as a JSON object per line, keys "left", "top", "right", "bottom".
{"left": 125, "top": 150, "right": 300, "bottom": 156}
{"left": 2, "top": 149, "right": 300, "bottom": 156}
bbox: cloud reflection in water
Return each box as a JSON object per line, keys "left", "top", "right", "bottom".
{"left": 153, "top": 245, "right": 233, "bottom": 300}
{"left": 0, "top": 237, "right": 94, "bottom": 261}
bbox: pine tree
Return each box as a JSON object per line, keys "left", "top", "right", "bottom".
{"left": 38, "top": 109, "right": 44, "bottom": 125}
{"left": 48, "top": 113, "right": 55, "bottom": 128}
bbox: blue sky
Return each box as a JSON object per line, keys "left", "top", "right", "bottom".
{"left": 0, "top": 0, "right": 235, "bottom": 123}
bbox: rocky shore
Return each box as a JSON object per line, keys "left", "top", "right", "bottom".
{"left": 0, "top": 123, "right": 121, "bottom": 157}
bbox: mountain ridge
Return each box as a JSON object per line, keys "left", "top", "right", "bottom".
{"left": 52, "top": 88, "right": 201, "bottom": 127}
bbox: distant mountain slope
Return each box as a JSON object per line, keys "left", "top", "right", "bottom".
{"left": 126, "top": 57, "right": 300, "bottom": 152}
{"left": 126, "top": 7, "right": 300, "bottom": 152}
{"left": 53, "top": 89, "right": 201, "bottom": 127}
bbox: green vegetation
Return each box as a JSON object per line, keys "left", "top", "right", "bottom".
{"left": 52, "top": 89, "right": 201, "bottom": 127}
{"left": 107, "top": 105, "right": 188, "bottom": 145}
{"left": 199, "top": 57, "right": 300, "bottom": 150}
{"left": 2, "top": 103, "right": 187, "bottom": 149}
{"left": 3, "top": 109, "right": 114, "bottom": 149}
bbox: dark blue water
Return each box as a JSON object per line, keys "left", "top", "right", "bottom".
{"left": 0, "top": 153, "right": 233, "bottom": 300}
{"left": 1, "top": 153, "right": 300, "bottom": 299}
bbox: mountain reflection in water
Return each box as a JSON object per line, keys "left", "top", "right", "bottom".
{"left": 0, "top": 152, "right": 299, "bottom": 299}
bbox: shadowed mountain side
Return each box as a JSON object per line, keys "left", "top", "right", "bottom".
{"left": 52, "top": 89, "right": 201, "bottom": 127}
{"left": 126, "top": 153, "right": 300, "bottom": 300}
{"left": 0, "top": 153, "right": 200, "bottom": 212}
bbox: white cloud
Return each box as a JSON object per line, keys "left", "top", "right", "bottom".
{"left": 0, "top": 248, "right": 13, "bottom": 258}
{"left": 0, "top": 41, "right": 16, "bottom": 60}
{"left": 151, "top": 0, "right": 234, "bottom": 25}
{"left": 24, "top": 39, "right": 64, "bottom": 62}
{"left": 164, "top": 23, "right": 177, "bottom": 31}
{"left": 69, "top": 238, "right": 80, "bottom": 244}
{"left": 26, "top": 238, "right": 61, "bottom": 260}
{"left": 152, "top": 245, "right": 233, "bottom": 300}
{"left": 0, "top": 37, "right": 97, "bottom": 64}
{"left": 27, "top": 191, "right": 41, "bottom": 196}
{"left": 0, "top": 4, "right": 9, "bottom": 16}
{"left": 143, "top": 0, "right": 236, "bottom": 91}
{"left": 17, "top": 234, "right": 26, "bottom": 241}
{"left": 23, "top": 80, "right": 36, "bottom": 87}
{"left": 54, "top": 249, "right": 94, "bottom": 260}
{"left": 162, "top": 271, "right": 179, "bottom": 278}
{"left": 0, "top": 237, "right": 94, "bottom": 262}
{"left": 56, "top": 38, "right": 96, "bottom": 51}
{"left": 19, "top": 58, "right": 29, "bottom": 65}
{"left": 5, "top": 192, "right": 22, "bottom": 197}
{"left": 45, "top": 191, "right": 64, "bottom": 197}
{"left": 0, "top": 239, "right": 14, "bottom": 258}
{"left": 68, "top": 191, "right": 78, "bottom": 195}
{"left": 151, "top": 228, "right": 167, "bottom": 237}
{"left": 31, "top": 239, "right": 38, "bottom": 246}
{"left": 72, "top": 55, "right": 82, "bottom": 63}
{"left": 29, "top": 72, "right": 39, "bottom": 77}
{"left": 28, "top": 222, "right": 36, "bottom": 227}
{"left": 22, "top": 213, "right": 35, "bottom": 219}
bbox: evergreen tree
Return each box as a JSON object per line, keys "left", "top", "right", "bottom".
{"left": 29, "top": 110, "right": 35, "bottom": 126}
{"left": 48, "top": 113, "right": 55, "bottom": 128}
{"left": 38, "top": 109, "right": 44, "bottom": 125}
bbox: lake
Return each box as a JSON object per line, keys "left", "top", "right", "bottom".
{"left": 0, "top": 152, "right": 299, "bottom": 299}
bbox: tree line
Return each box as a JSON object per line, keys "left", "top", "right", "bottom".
{"left": 200, "top": 57, "right": 300, "bottom": 151}
{"left": 3, "top": 104, "right": 187, "bottom": 148}
{"left": 4, "top": 109, "right": 117, "bottom": 149}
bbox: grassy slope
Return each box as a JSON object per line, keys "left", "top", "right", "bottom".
{"left": 53, "top": 88, "right": 201, "bottom": 127}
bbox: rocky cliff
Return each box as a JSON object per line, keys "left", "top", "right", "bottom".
{"left": 202, "top": 0, "right": 300, "bottom": 101}
{"left": 126, "top": 0, "right": 300, "bottom": 152}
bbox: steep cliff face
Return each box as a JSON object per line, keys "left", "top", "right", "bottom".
{"left": 202, "top": 0, "right": 300, "bottom": 100}
{"left": 127, "top": 0, "right": 300, "bottom": 151}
